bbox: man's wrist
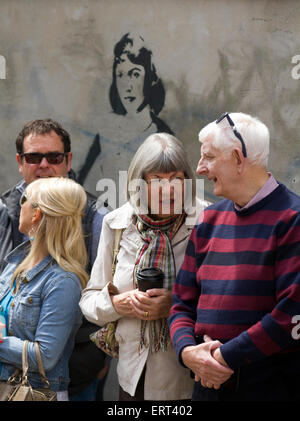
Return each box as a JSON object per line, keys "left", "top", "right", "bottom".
{"left": 212, "top": 347, "right": 228, "bottom": 367}
{"left": 180, "top": 345, "right": 195, "bottom": 368}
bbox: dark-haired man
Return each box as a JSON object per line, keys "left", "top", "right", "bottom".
{"left": 0, "top": 119, "right": 109, "bottom": 400}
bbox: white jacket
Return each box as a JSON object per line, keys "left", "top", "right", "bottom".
{"left": 80, "top": 200, "right": 208, "bottom": 400}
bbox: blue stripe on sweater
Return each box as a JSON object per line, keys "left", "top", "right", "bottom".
{"left": 196, "top": 250, "right": 275, "bottom": 266}
{"left": 199, "top": 222, "right": 279, "bottom": 240}
{"left": 196, "top": 309, "right": 267, "bottom": 325}
{"left": 200, "top": 279, "right": 275, "bottom": 296}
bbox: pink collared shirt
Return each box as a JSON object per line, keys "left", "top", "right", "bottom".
{"left": 234, "top": 173, "right": 279, "bottom": 211}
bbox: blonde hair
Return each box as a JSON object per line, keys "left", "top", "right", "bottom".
{"left": 13, "top": 177, "right": 89, "bottom": 288}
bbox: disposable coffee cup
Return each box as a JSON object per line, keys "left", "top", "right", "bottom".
{"left": 136, "top": 267, "right": 164, "bottom": 292}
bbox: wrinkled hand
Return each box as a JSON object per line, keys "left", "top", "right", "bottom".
{"left": 111, "top": 289, "right": 142, "bottom": 318}
{"left": 130, "top": 288, "right": 172, "bottom": 320}
{"left": 181, "top": 335, "right": 233, "bottom": 390}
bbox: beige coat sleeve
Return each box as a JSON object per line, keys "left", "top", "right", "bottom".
{"left": 79, "top": 214, "right": 121, "bottom": 326}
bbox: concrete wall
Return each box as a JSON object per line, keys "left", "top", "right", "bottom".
{"left": 0, "top": 0, "right": 299, "bottom": 203}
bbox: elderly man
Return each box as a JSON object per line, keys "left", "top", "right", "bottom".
{"left": 0, "top": 119, "right": 109, "bottom": 401}
{"left": 168, "top": 112, "right": 300, "bottom": 401}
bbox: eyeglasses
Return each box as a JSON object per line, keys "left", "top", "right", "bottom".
{"left": 216, "top": 112, "right": 247, "bottom": 158}
{"left": 19, "top": 191, "right": 38, "bottom": 208}
{"left": 20, "top": 152, "right": 68, "bottom": 165}
{"left": 145, "top": 176, "right": 185, "bottom": 187}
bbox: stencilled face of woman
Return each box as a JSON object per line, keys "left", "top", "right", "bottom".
{"left": 116, "top": 54, "right": 145, "bottom": 113}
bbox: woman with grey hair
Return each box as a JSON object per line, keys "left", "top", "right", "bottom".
{"left": 80, "top": 133, "right": 209, "bottom": 401}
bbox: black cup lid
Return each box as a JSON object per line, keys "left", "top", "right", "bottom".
{"left": 136, "top": 267, "right": 165, "bottom": 281}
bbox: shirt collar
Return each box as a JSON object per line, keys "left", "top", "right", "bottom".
{"left": 16, "top": 179, "right": 26, "bottom": 195}
{"left": 234, "top": 173, "right": 278, "bottom": 211}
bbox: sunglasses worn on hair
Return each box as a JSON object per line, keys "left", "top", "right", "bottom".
{"left": 20, "top": 192, "right": 28, "bottom": 206}
{"left": 20, "top": 152, "right": 68, "bottom": 165}
{"left": 19, "top": 191, "right": 38, "bottom": 208}
{"left": 216, "top": 112, "right": 247, "bottom": 158}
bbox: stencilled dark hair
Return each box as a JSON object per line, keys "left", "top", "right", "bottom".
{"left": 16, "top": 118, "right": 71, "bottom": 155}
{"left": 109, "top": 33, "right": 165, "bottom": 116}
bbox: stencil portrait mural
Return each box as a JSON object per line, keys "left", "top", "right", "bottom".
{"left": 77, "top": 32, "right": 173, "bottom": 192}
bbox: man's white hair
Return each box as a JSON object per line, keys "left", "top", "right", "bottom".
{"left": 198, "top": 112, "right": 270, "bottom": 168}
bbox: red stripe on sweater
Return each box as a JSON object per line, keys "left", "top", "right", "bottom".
{"left": 170, "top": 317, "right": 195, "bottom": 337}
{"left": 198, "top": 236, "right": 277, "bottom": 253}
{"left": 198, "top": 264, "right": 274, "bottom": 281}
{"left": 172, "top": 283, "right": 199, "bottom": 302}
{"left": 248, "top": 321, "right": 282, "bottom": 355}
{"left": 195, "top": 323, "right": 251, "bottom": 340}
{"left": 270, "top": 308, "right": 295, "bottom": 334}
{"left": 276, "top": 256, "right": 300, "bottom": 277}
{"left": 175, "top": 334, "right": 195, "bottom": 346}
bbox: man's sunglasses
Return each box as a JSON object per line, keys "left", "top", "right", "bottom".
{"left": 20, "top": 152, "right": 68, "bottom": 165}
{"left": 216, "top": 112, "right": 247, "bottom": 158}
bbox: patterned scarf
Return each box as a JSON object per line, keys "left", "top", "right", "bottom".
{"left": 134, "top": 212, "right": 185, "bottom": 353}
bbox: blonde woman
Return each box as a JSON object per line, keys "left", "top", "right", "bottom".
{"left": 0, "top": 177, "right": 88, "bottom": 399}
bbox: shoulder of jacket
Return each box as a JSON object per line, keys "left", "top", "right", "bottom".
{"left": 44, "top": 264, "right": 82, "bottom": 289}
{"left": 103, "top": 202, "right": 134, "bottom": 229}
{"left": 0, "top": 201, "right": 10, "bottom": 224}
{"left": 0, "top": 181, "right": 22, "bottom": 203}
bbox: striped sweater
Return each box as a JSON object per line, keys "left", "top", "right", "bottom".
{"left": 168, "top": 183, "right": 300, "bottom": 370}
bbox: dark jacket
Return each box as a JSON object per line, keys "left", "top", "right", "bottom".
{"left": 0, "top": 173, "right": 97, "bottom": 273}
{"left": 0, "top": 201, "right": 12, "bottom": 273}
{"left": 0, "top": 172, "right": 106, "bottom": 396}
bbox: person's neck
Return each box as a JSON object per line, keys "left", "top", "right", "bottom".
{"left": 24, "top": 243, "right": 49, "bottom": 272}
{"left": 232, "top": 167, "right": 269, "bottom": 208}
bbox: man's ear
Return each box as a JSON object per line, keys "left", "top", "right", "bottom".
{"left": 232, "top": 148, "right": 245, "bottom": 173}
{"left": 67, "top": 152, "right": 73, "bottom": 172}
{"left": 16, "top": 153, "right": 23, "bottom": 175}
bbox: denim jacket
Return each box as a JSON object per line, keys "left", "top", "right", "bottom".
{"left": 0, "top": 242, "right": 82, "bottom": 391}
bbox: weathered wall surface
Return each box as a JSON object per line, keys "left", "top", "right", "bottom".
{"left": 0, "top": 0, "right": 299, "bottom": 203}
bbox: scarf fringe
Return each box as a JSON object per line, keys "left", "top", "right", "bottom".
{"left": 138, "top": 318, "right": 170, "bottom": 354}
{"left": 135, "top": 213, "right": 185, "bottom": 354}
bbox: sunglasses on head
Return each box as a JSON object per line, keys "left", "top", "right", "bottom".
{"left": 20, "top": 152, "right": 68, "bottom": 165}
{"left": 19, "top": 191, "right": 38, "bottom": 208}
{"left": 216, "top": 112, "right": 247, "bottom": 158}
{"left": 19, "top": 191, "right": 28, "bottom": 206}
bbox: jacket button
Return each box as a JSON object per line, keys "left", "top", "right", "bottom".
{"left": 11, "top": 302, "right": 15, "bottom": 308}
{"left": 28, "top": 297, "right": 33, "bottom": 304}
